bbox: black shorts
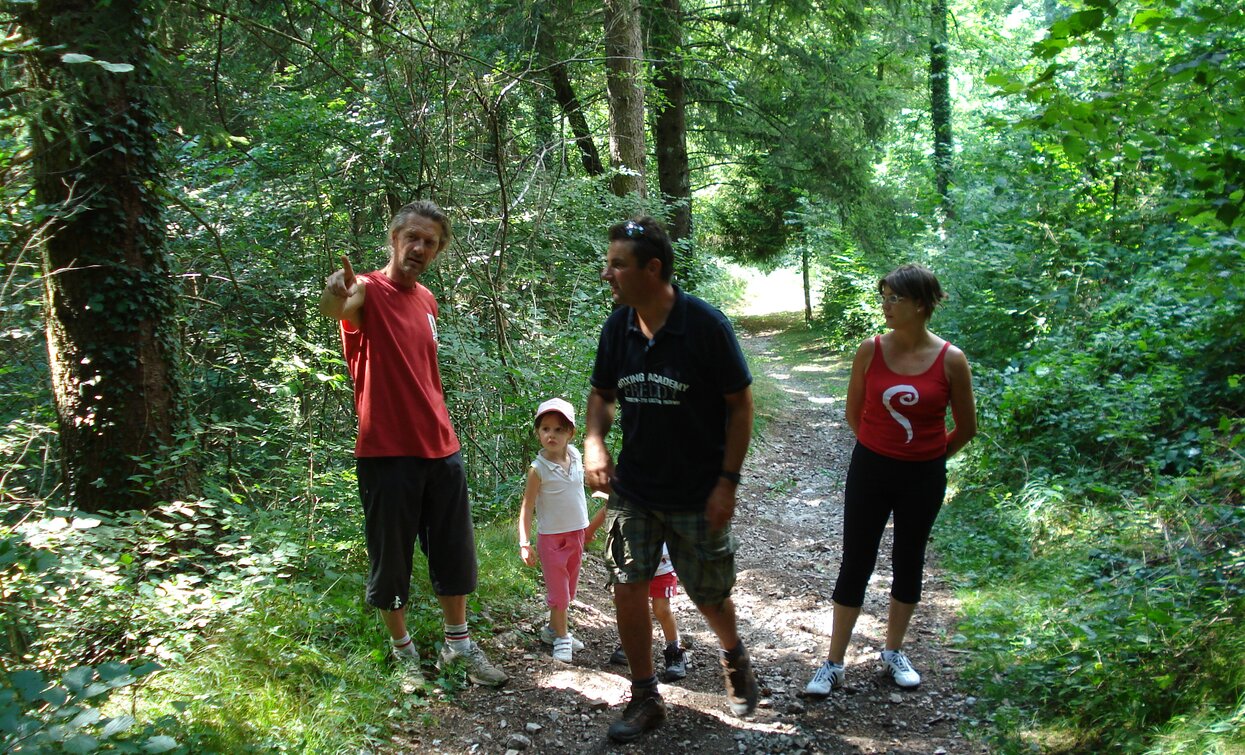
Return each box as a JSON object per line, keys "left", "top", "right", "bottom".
{"left": 357, "top": 453, "right": 477, "bottom": 610}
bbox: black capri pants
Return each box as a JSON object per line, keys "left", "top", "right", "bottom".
{"left": 831, "top": 442, "right": 946, "bottom": 607}
{"left": 357, "top": 452, "right": 478, "bottom": 610}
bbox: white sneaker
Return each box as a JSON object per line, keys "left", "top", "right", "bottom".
{"left": 804, "top": 659, "right": 844, "bottom": 696}
{"left": 552, "top": 635, "right": 574, "bottom": 662}
{"left": 540, "top": 625, "right": 585, "bottom": 651}
{"left": 881, "top": 650, "right": 921, "bottom": 688}
{"left": 392, "top": 649, "right": 425, "bottom": 692}
{"left": 438, "top": 641, "right": 509, "bottom": 687}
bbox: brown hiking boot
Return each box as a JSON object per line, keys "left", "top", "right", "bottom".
{"left": 721, "top": 645, "right": 759, "bottom": 716}
{"left": 606, "top": 684, "right": 667, "bottom": 742}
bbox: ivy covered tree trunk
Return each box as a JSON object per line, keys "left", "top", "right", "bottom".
{"left": 930, "top": 0, "right": 953, "bottom": 219}
{"left": 20, "top": 0, "right": 193, "bottom": 511}
{"left": 647, "top": 0, "right": 691, "bottom": 241}
{"left": 604, "top": 0, "right": 647, "bottom": 198}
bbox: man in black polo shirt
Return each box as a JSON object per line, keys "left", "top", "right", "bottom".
{"left": 584, "top": 216, "right": 757, "bottom": 743}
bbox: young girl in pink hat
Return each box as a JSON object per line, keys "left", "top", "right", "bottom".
{"left": 518, "top": 398, "right": 606, "bottom": 662}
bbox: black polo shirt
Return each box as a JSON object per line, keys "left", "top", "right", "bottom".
{"left": 590, "top": 286, "right": 752, "bottom": 511}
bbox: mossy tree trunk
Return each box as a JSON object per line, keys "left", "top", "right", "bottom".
{"left": 19, "top": 0, "right": 193, "bottom": 511}
{"left": 605, "top": 0, "right": 647, "bottom": 198}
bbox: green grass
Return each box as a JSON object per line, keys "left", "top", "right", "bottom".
{"left": 938, "top": 479, "right": 1245, "bottom": 753}
{"left": 125, "top": 518, "right": 542, "bottom": 752}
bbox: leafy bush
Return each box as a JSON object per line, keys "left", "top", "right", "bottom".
{"left": 0, "top": 495, "right": 353, "bottom": 749}
{"left": 1, "top": 662, "right": 185, "bottom": 753}
{"left": 940, "top": 409, "right": 1245, "bottom": 752}
{"left": 817, "top": 259, "right": 876, "bottom": 349}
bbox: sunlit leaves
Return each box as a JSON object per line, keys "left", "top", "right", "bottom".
{"left": 980, "top": 0, "right": 1245, "bottom": 230}
{"left": 59, "top": 53, "right": 136, "bottom": 73}
{"left": 0, "top": 661, "right": 174, "bottom": 752}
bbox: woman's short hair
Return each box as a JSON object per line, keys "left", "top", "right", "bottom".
{"left": 389, "top": 200, "right": 452, "bottom": 252}
{"left": 880, "top": 264, "right": 947, "bottom": 318}
{"left": 608, "top": 216, "right": 673, "bottom": 281}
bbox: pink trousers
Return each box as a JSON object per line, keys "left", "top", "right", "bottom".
{"left": 538, "top": 528, "right": 586, "bottom": 610}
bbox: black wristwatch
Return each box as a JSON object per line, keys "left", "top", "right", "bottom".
{"left": 720, "top": 470, "right": 741, "bottom": 484}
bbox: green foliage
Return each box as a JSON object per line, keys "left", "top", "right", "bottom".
{"left": 1, "top": 661, "right": 185, "bottom": 753}
{"left": 1, "top": 499, "right": 307, "bottom": 671}
{"left": 815, "top": 267, "right": 875, "bottom": 348}
{"left": 678, "top": 250, "right": 747, "bottom": 313}
{"left": 940, "top": 440, "right": 1245, "bottom": 752}
{"left": 913, "top": 1, "right": 1245, "bottom": 751}
{"left": 690, "top": 0, "right": 904, "bottom": 266}
{"left": 0, "top": 484, "right": 540, "bottom": 751}
{"left": 985, "top": 1, "right": 1245, "bottom": 231}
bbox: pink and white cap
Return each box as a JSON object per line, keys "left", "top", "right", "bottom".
{"left": 535, "top": 397, "right": 576, "bottom": 427}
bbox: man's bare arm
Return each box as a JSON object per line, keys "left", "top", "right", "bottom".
{"left": 584, "top": 387, "right": 617, "bottom": 493}
{"left": 705, "top": 386, "right": 754, "bottom": 531}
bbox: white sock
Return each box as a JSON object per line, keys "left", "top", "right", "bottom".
{"left": 444, "top": 622, "right": 471, "bottom": 653}
{"left": 392, "top": 633, "right": 417, "bottom": 657}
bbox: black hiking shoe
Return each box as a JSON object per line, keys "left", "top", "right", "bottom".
{"left": 609, "top": 645, "right": 628, "bottom": 665}
{"left": 720, "top": 643, "right": 759, "bottom": 717}
{"left": 662, "top": 642, "right": 687, "bottom": 682}
{"left": 606, "top": 684, "right": 667, "bottom": 743}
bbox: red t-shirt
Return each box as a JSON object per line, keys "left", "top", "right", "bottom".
{"left": 856, "top": 336, "right": 951, "bottom": 461}
{"left": 340, "top": 272, "right": 460, "bottom": 458}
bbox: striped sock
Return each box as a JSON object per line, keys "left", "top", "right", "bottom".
{"left": 444, "top": 622, "right": 471, "bottom": 653}
{"left": 392, "top": 633, "right": 417, "bottom": 657}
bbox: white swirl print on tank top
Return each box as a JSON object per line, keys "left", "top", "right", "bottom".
{"left": 882, "top": 385, "right": 919, "bottom": 443}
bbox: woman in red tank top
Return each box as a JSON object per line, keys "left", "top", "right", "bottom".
{"left": 805, "top": 264, "right": 977, "bottom": 696}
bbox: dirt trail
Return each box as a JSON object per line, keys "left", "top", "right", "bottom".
{"left": 395, "top": 326, "right": 984, "bottom": 754}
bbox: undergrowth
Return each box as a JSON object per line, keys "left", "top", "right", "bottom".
{"left": 1, "top": 486, "right": 540, "bottom": 752}
{"left": 938, "top": 422, "right": 1244, "bottom": 753}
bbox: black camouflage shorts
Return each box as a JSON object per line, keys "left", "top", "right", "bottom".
{"left": 604, "top": 494, "right": 737, "bottom": 607}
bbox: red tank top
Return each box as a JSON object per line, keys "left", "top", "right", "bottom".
{"left": 856, "top": 336, "right": 951, "bottom": 461}
{"left": 341, "top": 272, "right": 460, "bottom": 458}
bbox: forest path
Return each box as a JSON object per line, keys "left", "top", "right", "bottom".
{"left": 395, "top": 318, "right": 983, "bottom": 754}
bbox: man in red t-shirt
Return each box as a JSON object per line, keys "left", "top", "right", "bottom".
{"left": 319, "top": 200, "right": 507, "bottom": 689}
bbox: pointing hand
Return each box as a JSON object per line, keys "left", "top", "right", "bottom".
{"left": 326, "top": 254, "right": 359, "bottom": 298}
{"left": 341, "top": 255, "right": 356, "bottom": 292}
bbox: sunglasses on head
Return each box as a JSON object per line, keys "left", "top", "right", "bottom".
{"left": 622, "top": 220, "right": 646, "bottom": 239}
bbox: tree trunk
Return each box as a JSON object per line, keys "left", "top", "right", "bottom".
{"left": 802, "top": 245, "right": 812, "bottom": 325}
{"left": 20, "top": 0, "right": 193, "bottom": 511}
{"left": 647, "top": 0, "right": 691, "bottom": 241}
{"left": 604, "top": 0, "right": 647, "bottom": 198}
{"left": 536, "top": 28, "right": 605, "bottom": 177}
{"left": 930, "top": 0, "right": 953, "bottom": 219}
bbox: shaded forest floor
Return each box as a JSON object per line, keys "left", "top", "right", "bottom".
{"left": 391, "top": 314, "right": 985, "bottom": 754}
